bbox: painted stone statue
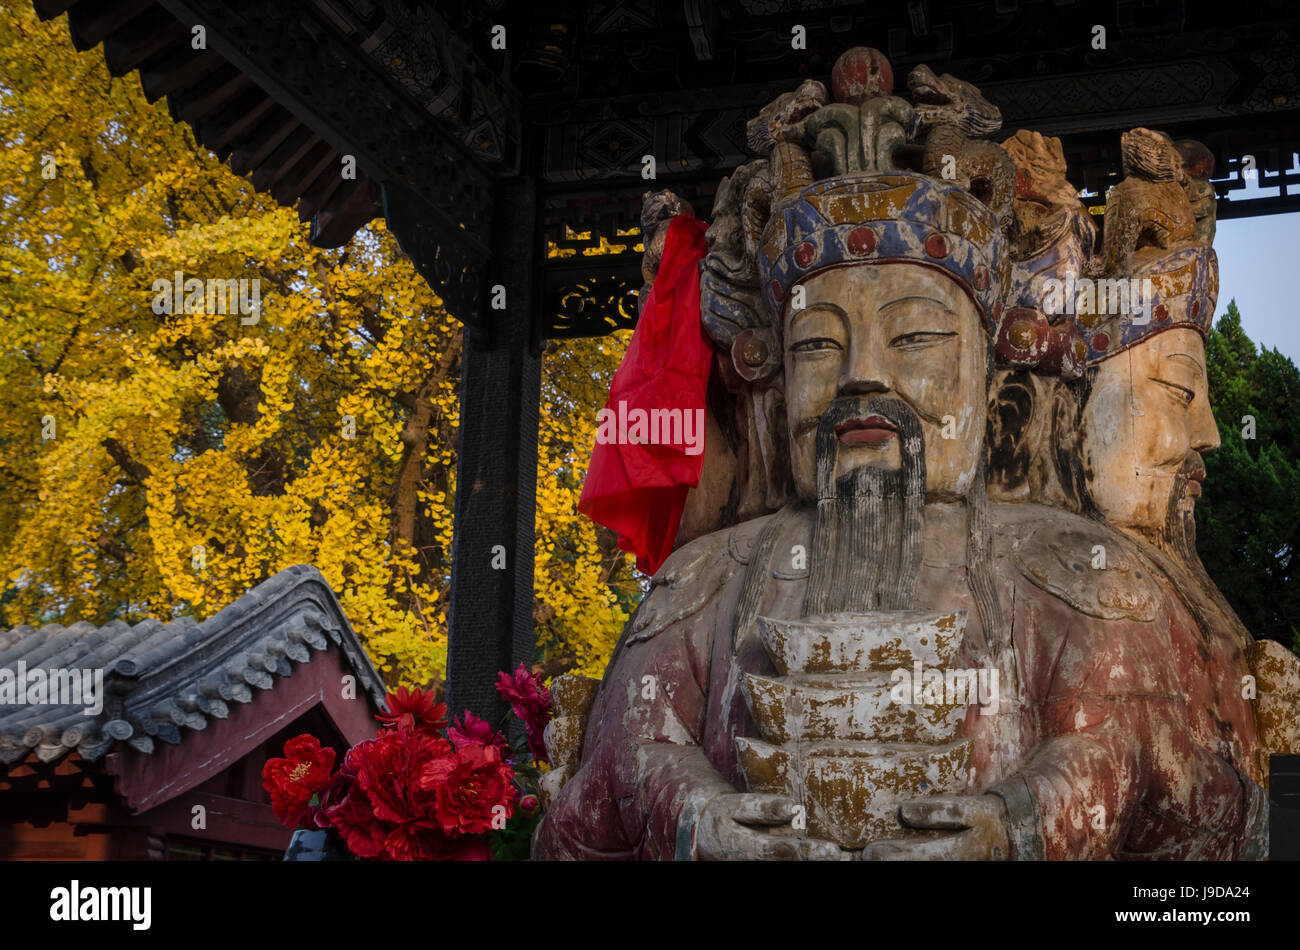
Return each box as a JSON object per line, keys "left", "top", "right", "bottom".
{"left": 534, "top": 48, "right": 1278, "bottom": 861}
{"left": 987, "top": 125, "right": 1273, "bottom": 858}
{"left": 1070, "top": 131, "right": 1297, "bottom": 814}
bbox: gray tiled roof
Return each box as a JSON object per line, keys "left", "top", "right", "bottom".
{"left": 0, "top": 565, "right": 387, "bottom": 766}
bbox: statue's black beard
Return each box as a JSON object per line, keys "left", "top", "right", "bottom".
{"left": 801, "top": 396, "right": 926, "bottom": 616}
{"left": 1152, "top": 451, "right": 1249, "bottom": 642}
{"left": 1108, "top": 451, "right": 1252, "bottom": 656}
{"left": 727, "top": 392, "right": 1009, "bottom": 689}
{"left": 1161, "top": 452, "right": 1204, "bottom": 568}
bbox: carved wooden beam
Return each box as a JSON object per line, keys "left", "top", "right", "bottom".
{"left": 153, "top": 0, "right": 501, "bottom": 324}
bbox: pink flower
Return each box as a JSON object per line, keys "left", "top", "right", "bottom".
{"left": 495, "top": 664, "right": 552, "bottom": 764}
{"left": 448, "top": 711, "right": 509, "bottom": 756}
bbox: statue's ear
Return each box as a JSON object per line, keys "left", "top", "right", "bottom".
{"left": 676, "top": 369, "right": 738, "bottom": 547}
{"left": 759, "top": 383, "right": 792, "bottom": 512}
{"left": 733, "top": 378, "right": 790, "bottom": 521}
{"left": 729, "top": 327, "right": 781, "bottom": 382}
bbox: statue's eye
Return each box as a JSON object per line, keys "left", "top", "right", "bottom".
{"left": 890, "top": 331, "right": 956, "bottom": 349}
{"left": 1152, "top": 377, "right": 1194, "bottom": 405}
{"left": 791, "top": 337, "right": 843, "bottom": 353}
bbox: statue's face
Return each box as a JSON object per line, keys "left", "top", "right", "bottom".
{"left": 1080, "top": 328, "right": 1220, "bottom": 535}
{"left": 783, "top": 263, "right": 987, "bottom": 501}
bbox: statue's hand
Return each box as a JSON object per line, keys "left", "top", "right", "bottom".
{"left": 859, "top": 794, "right": 1010, "bottom": 861}
{"left": 694, "top": 793, "right": 844, "bottom": 861}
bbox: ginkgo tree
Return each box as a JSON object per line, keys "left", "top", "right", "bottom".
{"left": 0, "top": 4, "right": 639, "bottom": 687}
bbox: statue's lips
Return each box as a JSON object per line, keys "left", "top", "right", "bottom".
{"left": 1187, "top": 468, "right": 1206, "bottom": 497}
{"left": 835, "top": 416, "right": 897, "bottom": 445}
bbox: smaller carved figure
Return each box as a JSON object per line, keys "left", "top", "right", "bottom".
{"left": 638, "top": 188, "right": 694, "bottom": 310}
{"left": 1099, "top": 127, "right": 1196, "bottom": 276}
{"left": 907, "top": 64, "right": 1016, "bottom": 229}
{"left": 1175, "top": 138, "right": 1218, "bottom": 244}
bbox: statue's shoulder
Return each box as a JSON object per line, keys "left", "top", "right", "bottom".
{"left": 625, "top": 515, "right": 772, "bottom": 646}
{"left": 990, "top": 503, "right": 1161, "bottom": 622}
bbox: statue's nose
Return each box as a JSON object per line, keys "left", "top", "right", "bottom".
{"left": 1189, "top": 393, "right": 1220, "bottom": 454}
{"left": 838, "top": 342, "right": 891, "bottom": 396}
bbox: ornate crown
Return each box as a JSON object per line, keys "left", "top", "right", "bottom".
{"left": 993, "top": 130, "right": 1097, "bottom": 380}
{"left": 694, "top": 47, "right": 1042, "bottom": 385}
{"left": 1078, "top": 245, "right": 1218, "bottom": 361}
{"left": 758, "top": 171, "right": 1010, "bottom": 330}
{"left": 1079, "top": 128, "right": 1219, "bottom": 363}
{"left": 676, "top": 50, "right": 1219, "bottom": 386}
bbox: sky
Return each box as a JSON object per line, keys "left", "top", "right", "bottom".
{"left": 1216, "top": 212, "right": 1300, "bottom": 364}
{"left": 1208, "top": 161, "right": 1300, "bottom": 364}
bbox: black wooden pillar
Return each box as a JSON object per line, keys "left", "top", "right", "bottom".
{"left": 445, "top": 176, "right": 541, "bottom": 724}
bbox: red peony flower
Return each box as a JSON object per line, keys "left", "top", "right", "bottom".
{"left": 375, "top": 685, "right": 448, "bottom": 736}
{"left": 426, "top": 741, "right": 518, "bottom": 836}
{"left": 495, "top": 664, "right": 552, "bottom": 764}
{"left": 383, "top": 820, "right": 483, "bottom": 862}
{"left": 448, "top": 711, "right": 509, "bottom": 756}
{"left": 322, "top": 728, "right": 511, "bottom": 861}
{"left": 322, "top": 780, "right": 388, "bottom": 859}
{"left": 262, "top": 734, "right": 336, "bottom": 829}
{"left": 310, "top": 766, "right": 353, "bottom": 830}
{"left": 350, "top": 729, "right": 451, "bottom": 825}
{"left": 519, "top": 794, "right": 541, "bottom": 817}
{"left": 302, "top": 691, "right": 520, "bottom": 860}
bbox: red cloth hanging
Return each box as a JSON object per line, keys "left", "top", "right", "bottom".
{"left": 578, "top": 214, "right": 713, "bottom": 576}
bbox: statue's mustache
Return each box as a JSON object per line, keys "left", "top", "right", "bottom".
{"left": 796, "top": 397, "right": 900, "bottom": 437}
{"left": 1179, "top": 451, "right": 1206, "bottom": 479}
{"left": 795, "top": 397, "right": 943, "bottom": 436}
{"left": 1168, "top": 451, "right": 1206, "bottom": 518}
{"left": 802, "top": 394, "right": 927, "bottom": 614}
{"left": 1159, "top": 449, "right": 1207, "bottom": 564}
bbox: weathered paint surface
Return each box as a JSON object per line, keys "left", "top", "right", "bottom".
{"left": 533, "top": 501, "right": 1268, "bottom": 859}
{"left": 737, "top": 736, "right": 970, "bottom": 847}
{"left": 742, "top": 670, "right": 966, "bottom": 744}
{"left": 532, "top": 48, "right": 1275, "bottom": 861}
{"left": 1249, "top": 639, "right": 1300, "bottom": 771}
{"left": 759, "top": 611, "right": 963, "bottom": 674}
{"left": 736, "top": 610, "right": 972, "bottom": 848}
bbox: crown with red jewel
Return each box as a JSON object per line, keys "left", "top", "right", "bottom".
{"left": 757, "top": 171, "right": 1011, "bottom": 332}
{"left": 698, "top": 46, "right": 1074, "bottom": 385}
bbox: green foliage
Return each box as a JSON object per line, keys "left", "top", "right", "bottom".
{"left": 1196, "top": 300, "right": 1300, "bottom": 645}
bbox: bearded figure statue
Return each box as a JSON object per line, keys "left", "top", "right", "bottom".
{"left": 1066, "top": 130, "right": 1300, "bottom": 817}
{"left": 988, "top": 125, "right": 1295, "bottom": 858}
{"left": 534, "top": 49, "right": 1274, "bottom": 861}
